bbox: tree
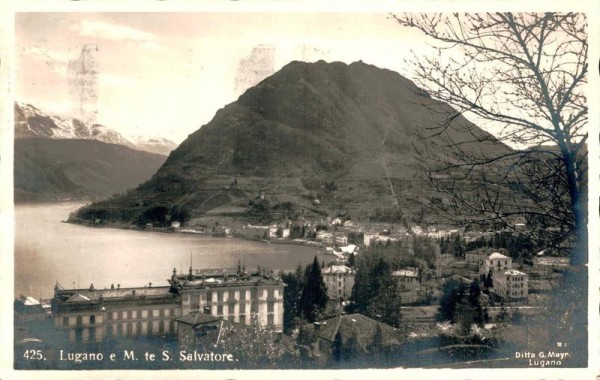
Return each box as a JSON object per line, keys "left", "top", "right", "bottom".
{"left": 330, "top": 332, "right": 343, "bottom": 367}
{"left": 437, "top": 278, "right": 467, "bottom": 322}
{"left": 347, "top": 253, "right": 356, "bottom": 268}
{"left": 299, "top": 256, "right": 328, "bottom": 322}
{"left": 392, "top": 13, "right": 587, "bottom": 263}
{"left": 217, "top": 314, "right": 296, "bottom": 368}
{"left": 349, "top": 257, "right": 402, "bottom": 327}
{"left": 393, "top": 13, "right": 588, "bottom": 362}
{"left": 281, "top": 266, "right": 305, "bottom": 333}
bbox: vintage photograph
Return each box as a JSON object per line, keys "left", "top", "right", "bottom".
{"left": 8, "top": 8, "right": 593, "bottom": 375}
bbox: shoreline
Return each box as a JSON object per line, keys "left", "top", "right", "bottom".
{"left": 64, "top": 217, "right": 325, "bottom": 250}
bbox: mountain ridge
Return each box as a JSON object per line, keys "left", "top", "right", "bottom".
{"left": 74, "top": 60, "right": 514, "bottom": 227}
{"left": 15, "top": 102, "right": 177, "bottom": 156}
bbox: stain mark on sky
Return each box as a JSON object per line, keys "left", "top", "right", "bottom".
{"left": 68, "top": 44, "right": 99, "bottom": 124}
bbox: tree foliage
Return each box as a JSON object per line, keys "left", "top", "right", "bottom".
{"left": 392, "top": 13, "right": 587, "bottom": 264}
{"left": 349, "top": 256, "right": 402, "bottom": 327}
{"left": 299, "top": 256, "right": 328, "bottom": 322}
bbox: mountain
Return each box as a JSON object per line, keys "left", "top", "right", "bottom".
{"left": 128, "top": 135, "right": 178, "bottom": 156}
{"left": 14, "top": 138, "right": 167, "bottom": 203}
{"left": 14, "top": 102, "right": 176, "bottom": 155}
{"left": 74, "top": 60, "right": 513, "bottom": 227}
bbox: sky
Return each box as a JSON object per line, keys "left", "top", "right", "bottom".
{"left": 15, "top": 12, "right": 430, "bottom": 144}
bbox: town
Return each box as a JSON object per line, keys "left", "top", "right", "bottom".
{"left": 15, "top": 215, "right": 572, "bottom": 369}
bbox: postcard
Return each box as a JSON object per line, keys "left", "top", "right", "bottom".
{"left": 1, "top": 1, "right": 598, "bottom": 379}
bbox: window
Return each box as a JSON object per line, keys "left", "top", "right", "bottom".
{"left": 141, "top": 310, "right": 148, "bottom": 318}
{"left": 240, "top": 290, "right": 246, "bottom": 301}
{"left": 90, "top": 315, "right": 96, "bottom": 325}
{"left": 267, "top": 314, "right": 274, "bottom": 326}
{"left": 76, "top": 315, "right": 83, "bottom": 327}
{"left": 251, "top": 301, "right": 258, "bottom": 313}
{"left": 132, "top": 310, "right": 138, "bottom": 319}
{"left": 191, "top": 294, "right": 199, "bottom": 308}
{"left": 122, "top": 311, "right": 128, "bottom": 319}
{"left": 268, "top": 288, "right": 275, "bottom": 300}
{"left": 152, "top": 309, "right": 160, "bottom": 317}
{"left": 112, "top": 311, "right": 119, "bottom": 320}
{"left": 63, "top": 317, "right": 69, "bottom": 326}
{"left": 267, "top": 302, "right": 274, "bottom": 313}
{"left": 164, "top": 309, "right": 171, "bottom": 317}
{"left": 229, "top": 290, "right": 235, "bottom": 301}
{"left": 207, "top": 291, "right": 213, "bottom": 303}
{"left": 251, "top": 288, "right": 258, "bottom": 300}
{"left": 217, "top": 305, "right": 223, "bottom": 315}
{"left": 239, "top": 315, "right": 246, "bottom": 325}
{"left": 217, "top": 291, "right": 222, "bottom": 302}
{"left": 240, "top": 302, "right": 246, "bottom": 314}
{"left": 137, "top": 321, "right": 142, "bottom": 335}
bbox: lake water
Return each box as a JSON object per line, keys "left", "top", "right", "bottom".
{"left": 14, "top": 202, "right": 323, "bottom": 299}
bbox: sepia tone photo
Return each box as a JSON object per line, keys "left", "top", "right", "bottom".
{"left": 5, "top": 6, "right": 596, "bottom": 377}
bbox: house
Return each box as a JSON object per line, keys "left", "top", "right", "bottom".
{"left": 176, "top": 313, "right": 225, "bottom": 349}
{"left": 480, "top": 252, "right": 512, "bottom": 277}
{"left": 322, "top": 265, "right": 356, "bottom": 301}
{"left": 392, "top": 268, "right": 420, "bottom": 292}
{"left": 477, "top": 252, "right": 529, "bottom": 303}
{"left": 301, "top": 314, "right": 402, "bottom": 362}
{"left": 494, "top": 269, "right": 528, "bottom": 303}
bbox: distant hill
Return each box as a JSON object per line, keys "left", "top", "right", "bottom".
{"left": 15, "top": 102, "right": 177, "bottom": 155}
{"left": 74, "top": 60, "right": 514, "bottom": 227}
{"left": 14, "top": 138, "right": 167, "bottom": 203}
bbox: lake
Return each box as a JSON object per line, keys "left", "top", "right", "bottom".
{"left": 14, "top": 202, "right": 323, "bottom": 299}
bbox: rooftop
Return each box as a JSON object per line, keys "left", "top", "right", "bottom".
{"left": 169, "top": 267, "right": 284, "bottom": 290}
{"left": 55, "top": 285, "right": 173, "bottom": 303}
{"left": 504, "top": 269, "right": 527, "bottom": 276}
{"left": 322, "top": 265, "right": 355, "bottom": 275}
{"left": 307, "top": 313, "right": 402, "bottom": 348}
{"left": 176, "top": 313, "right": 223, "bottom": 326}
{"left": 489, "top": 252, "right": 511, "bottom": 260}
{"left": 392, "top": 268, "right": 419, "bottom": 278}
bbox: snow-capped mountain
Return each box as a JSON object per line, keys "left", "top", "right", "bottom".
{"left": 127, "top": 135, "right": 178, "bottom": 156}
{"left": 14, "top": 102, "right": 176, "bottom": 155}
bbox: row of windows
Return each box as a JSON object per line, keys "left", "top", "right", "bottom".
{"left": 107, "top": 308, "right": 175, "bottom": 321}
{"left": 63, "top": 315, "right": 94, "bottom": 327}
{"left": 510, "top": 290, "right": 525, "bottom": 296}
{"left": 214, "top": 301, "right": 275, "bottom": 315}
{"left": 204, "top": 288, "right": 277, "bottom": 302}
{"left": 511, "top": 283, "right": 525, "bottom": 288}
{"left": 110, "top": 319, "right": 175, "bottom": 337}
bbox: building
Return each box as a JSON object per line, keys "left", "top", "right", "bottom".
{"left": 176, "top": 313, "right": 226, "bottom": 349}
{"left": 301, "top": 313, "right": 402, "bottom": 362}
{"left": 494, "top": 269, "right": 528, "bottom": 303}
{"left": 477, "top": 252, "right": 529, "bottom": 303}
{"left": 51, "top": 283, "right": 180, "bottom": 343}
{"left": 392, "top": 268, "right": 420, "bottom": 292}
{"left": 169, "top": 266, "right": 285, "bottom": 331}
{"left": 480, "top": 252, "right": 512, "bottom": 277}
{"left": 51, "top": 266, "right": 286, "bottom": 343}
{"left": 322, "top": 265, "right": 356, "bottom": 301}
